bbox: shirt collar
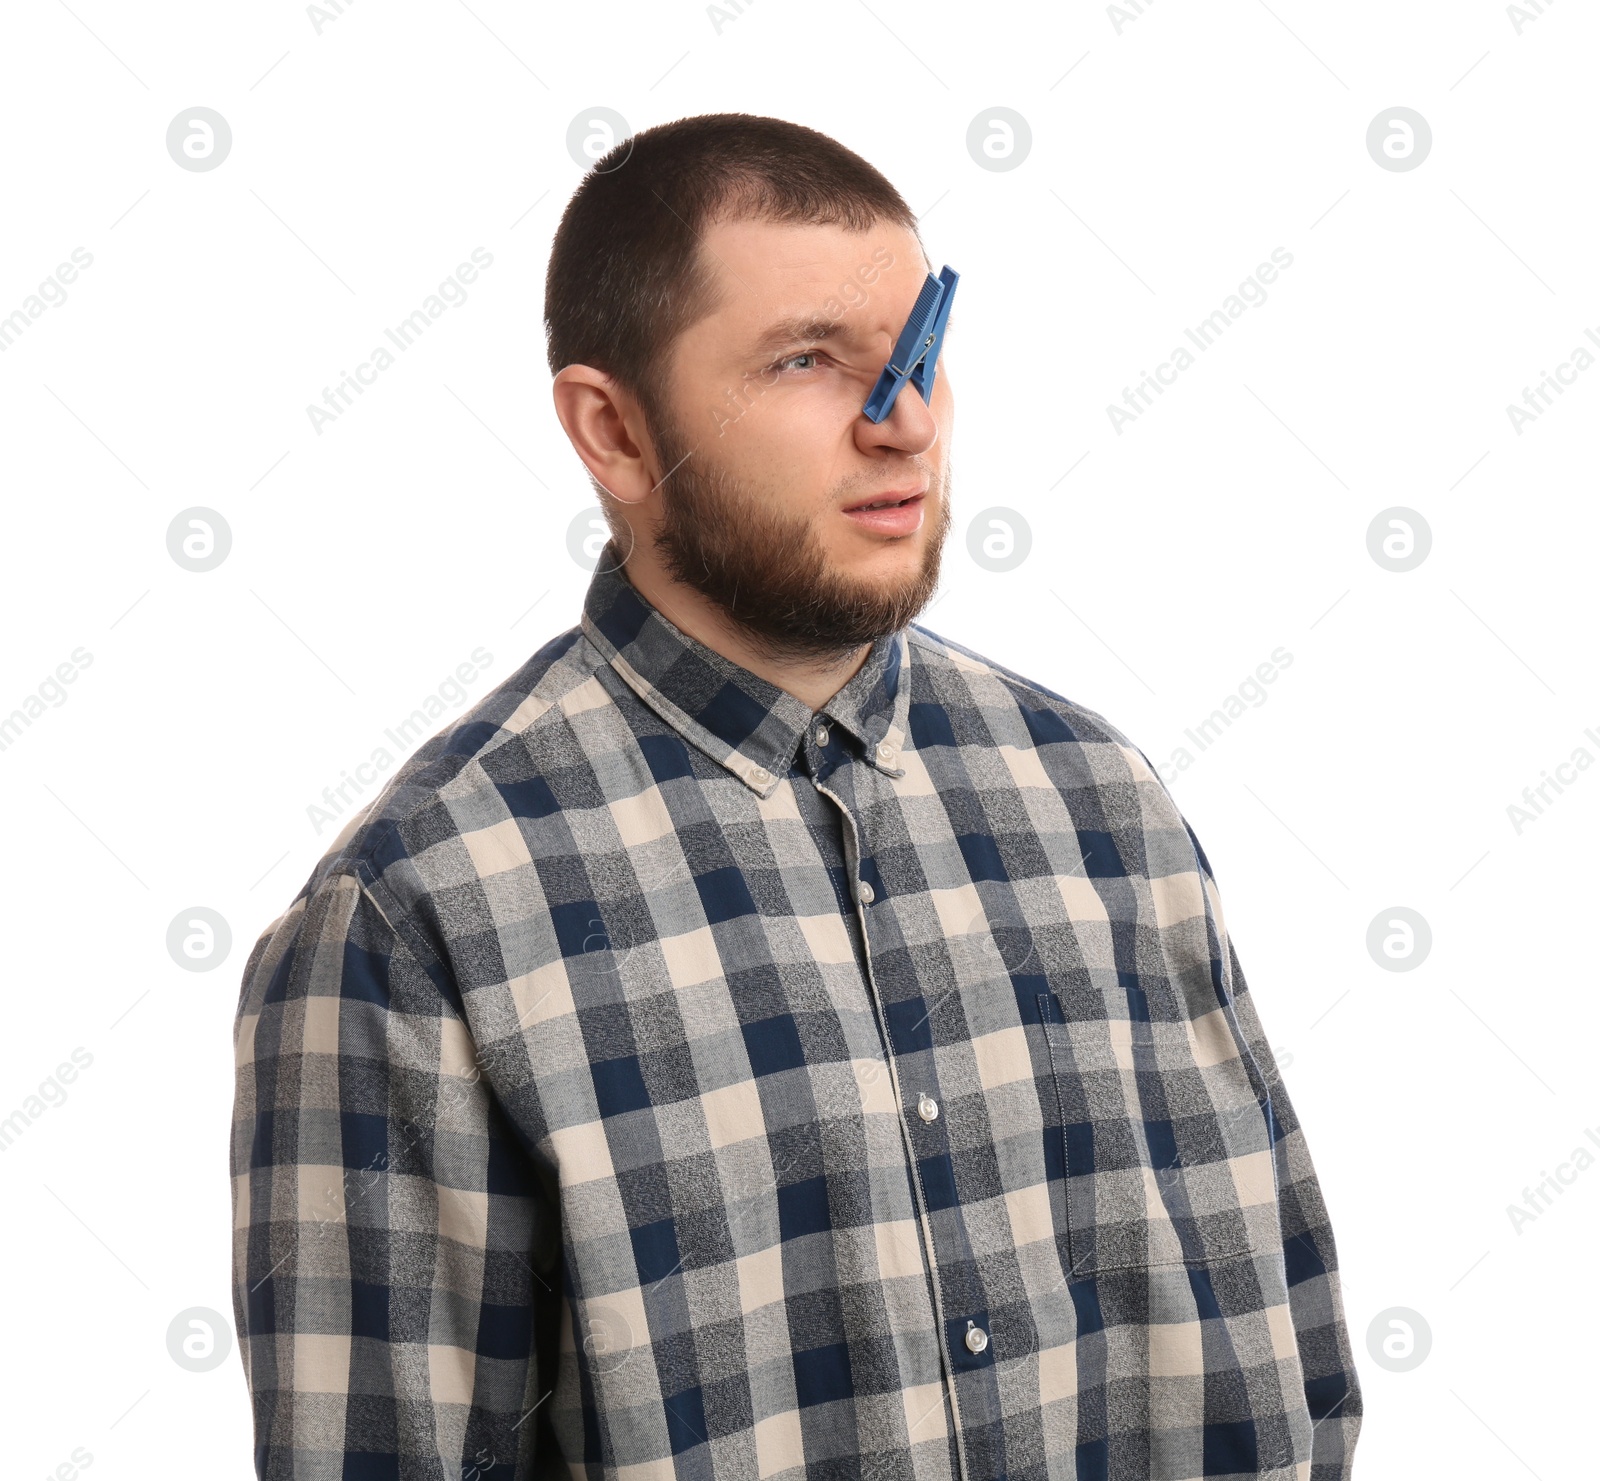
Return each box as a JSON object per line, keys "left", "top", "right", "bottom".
{"left": 579, "top": 546, "right": 911, "bottom": 797}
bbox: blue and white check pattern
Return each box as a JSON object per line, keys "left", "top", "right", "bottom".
{"left": 231, "top": 547, "right": 1361, "bottom": 1480}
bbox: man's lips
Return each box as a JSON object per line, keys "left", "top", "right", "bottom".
{"left": 841, "top": 486, "right": 927, "bottom": 512}
{"left": 840, "top": 488, "right": 927, "bottom": 536}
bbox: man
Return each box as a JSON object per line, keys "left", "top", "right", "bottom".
{"left": 231, "top": 113, "right": 1361, "bottom": 1480}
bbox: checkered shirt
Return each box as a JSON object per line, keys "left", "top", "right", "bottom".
{"left": 231, "top": 548, "right": 1361, "bottom": 1480}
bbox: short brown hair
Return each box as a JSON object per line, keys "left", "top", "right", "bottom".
{"left": 543, "top": 112, "right": 922, "bottom": 441}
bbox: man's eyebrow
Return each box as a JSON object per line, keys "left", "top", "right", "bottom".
{"left": 745, "top": 314, "right": 863, "bottom": 358}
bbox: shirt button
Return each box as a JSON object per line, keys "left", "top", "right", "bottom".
{"left": 917, "top": 1093, "right": 939, "bottom": 1122}
{"left": 857, "top": 880, "right": 875, "bottom": 904}
{"left": 875, "top": 741, "right": 897, "bottom": 764}
{"left": 751, "top": 766, "right": 770, "bottom": 785}
{"left": 815, "top": 724, "right": 829, "bottom": 746}
{"left": 965, "top": 1320, "right": 988, "bottom": 1354}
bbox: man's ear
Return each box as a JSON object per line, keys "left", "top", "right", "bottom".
{"left": 551, "top": 366, "right": 660, "bottom": 507}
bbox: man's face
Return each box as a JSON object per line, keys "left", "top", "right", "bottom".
{"left": 637, "top": 215, "right": 954, "bottom": 663}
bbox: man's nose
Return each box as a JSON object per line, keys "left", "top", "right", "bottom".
{"left": 858, "top": 382, "right": 940, "bottom": 456}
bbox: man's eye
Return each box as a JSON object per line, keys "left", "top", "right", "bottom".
{"left": 773, "top": 350, "right": 822, "bottom": 374}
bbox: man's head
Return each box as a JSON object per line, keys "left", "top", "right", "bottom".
{"left": 545, "top": 114, "right": 954, "bottom": 665}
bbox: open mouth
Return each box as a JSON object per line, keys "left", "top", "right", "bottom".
{"left": 841, "top": 489, "right": 927, "bottom": 535}
{"left": 843, "top": 489, "right": 926, "bottom": 512}
{"left": 852, "top": 494, "right": 919, "bottom": 510}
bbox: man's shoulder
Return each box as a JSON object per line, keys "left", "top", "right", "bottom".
{"left": 903, "top": 621, "right": 1211, "bottom": 882}
{"left": 903, "top": 620, "right": 1144, "bottom": 756}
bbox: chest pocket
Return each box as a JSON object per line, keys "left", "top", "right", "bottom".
{"left": 1038, "top": 986, "right": 1278, "bottom": 1274}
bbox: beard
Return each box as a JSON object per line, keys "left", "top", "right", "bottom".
{"left": 633, "top": 396, "right": 953, "bottom": 665}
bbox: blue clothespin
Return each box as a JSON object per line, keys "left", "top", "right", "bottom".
{"left": 861, "top": 264, "right": 959, "bottom": 423}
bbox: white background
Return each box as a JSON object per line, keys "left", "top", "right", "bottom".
{"left": 1, "top": 0, "right": 1594, "bottom": 1475}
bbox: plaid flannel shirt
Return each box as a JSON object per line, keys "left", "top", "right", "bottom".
{"left": 231, "top": 547, "right": 1361, "bottom": 1481}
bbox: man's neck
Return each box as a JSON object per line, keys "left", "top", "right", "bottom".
{"left": 618, "top": 558, "right": 870, "bottom": 714}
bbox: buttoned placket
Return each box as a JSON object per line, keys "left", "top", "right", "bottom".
{"left": 607, "top": 604, "right": 995, "bottom": 1478}
{"left": 805, "top": 725, "right": 986, "bottom": 1481}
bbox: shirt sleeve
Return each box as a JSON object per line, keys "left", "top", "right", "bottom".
{"left": 230, "top": 869, "right": 559, "bottom": 1479}
{"left": 1217, "top": 910, "right": 1364, "bottom": 1480}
